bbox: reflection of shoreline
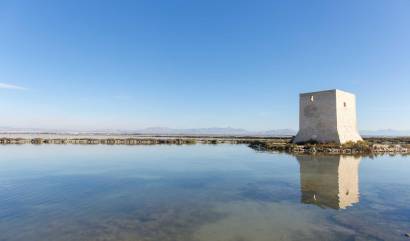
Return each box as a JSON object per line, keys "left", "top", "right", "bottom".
{"left": 297, "top": 155, "right": 361, "bottom": 210}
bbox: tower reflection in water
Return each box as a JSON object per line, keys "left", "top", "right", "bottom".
{"left": 296, "top": 155, "right": 361, "bottom": 210}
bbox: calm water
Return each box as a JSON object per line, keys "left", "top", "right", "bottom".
{"left": 0, "top": 144, "right": 410, "bottom": 241}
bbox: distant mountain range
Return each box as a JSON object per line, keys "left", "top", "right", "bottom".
{"left": 137, "top": 128, "right": 410, "bottom": 137}
{"left": 135, "top": 127, "right": 297, "bottom": 136}
{"left": 0, "top": 126, "right": 409, "bottom": 137}
{"left": 0, "top": 126, "right": 296, "bottom": 136}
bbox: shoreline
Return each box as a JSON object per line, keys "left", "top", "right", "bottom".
{"left": 0, "top": 133, "right": 409, "bottom": 155}
{"left": 248, "top": 140, "right": 410, "bottom": 155}
{"left": 0, "top": 134, "right": 289, "bottom": 145}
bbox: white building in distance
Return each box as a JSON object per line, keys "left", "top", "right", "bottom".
{"left": 293, "top": 89, "right": 362, "bottom": 144}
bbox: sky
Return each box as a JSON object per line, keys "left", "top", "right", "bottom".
{"left": 0, "top": 0, "right": 409, "bottom": 131}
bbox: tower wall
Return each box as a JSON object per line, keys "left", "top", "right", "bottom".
{"left": 336, "top": 91, "right": 363, "bottom": 143}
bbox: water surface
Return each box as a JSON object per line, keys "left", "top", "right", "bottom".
{"left": 0, "top": 144, "right": 409, "bottom": 241}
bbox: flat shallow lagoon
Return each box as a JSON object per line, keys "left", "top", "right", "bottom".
{"left": 0, "top": 144, "right": 409, "bottom": 241}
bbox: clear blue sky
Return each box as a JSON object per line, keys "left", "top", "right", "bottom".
{"left": 0, "top": 0, "right": 409, "bottom": 131}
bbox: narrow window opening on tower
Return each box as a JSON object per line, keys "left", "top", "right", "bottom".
{"left": 310, "top": 96, "right": 314, "bottom": 102}
{"left": 344, "top": 102, "right": 347, "bottom": 107}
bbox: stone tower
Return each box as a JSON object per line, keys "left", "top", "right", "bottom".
{"left": 293, "top": 89, "right": 362, "bottom": 144}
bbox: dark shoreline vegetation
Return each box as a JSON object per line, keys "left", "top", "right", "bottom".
{"left": 249, "top": 139, "right": 410, "bottom": 155}
{"left": 0, "top": 134, "right": 410, "bottom": 155}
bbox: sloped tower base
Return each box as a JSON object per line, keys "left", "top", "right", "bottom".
{"left": 294, "top": 129, "right": 363, "bottom": 144}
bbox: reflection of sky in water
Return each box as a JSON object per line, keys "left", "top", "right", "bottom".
{"left": 0, "top": 144, "right": 409, "bottom": 241}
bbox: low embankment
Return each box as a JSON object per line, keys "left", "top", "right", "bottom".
{"left": 0, "top": 133, "right": 408, "bottom": 155}
{"left": 248, "top": 137, "right": 410, "bottom": 155}
{"left": 0, "top": 133, "right": 288, "bottom": 146}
